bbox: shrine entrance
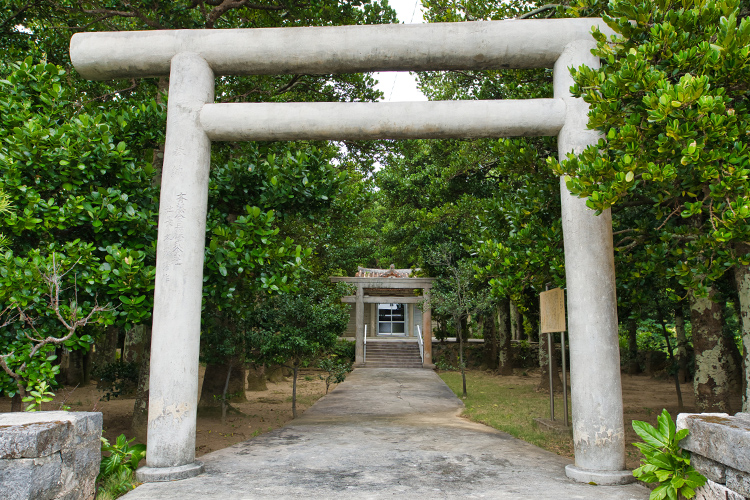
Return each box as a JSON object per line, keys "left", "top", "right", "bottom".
{"left": 70, "top": 17, "right": 631, "bottom": 486}
{"left": 332, "top": 266, "right": 435, "bottom": 367}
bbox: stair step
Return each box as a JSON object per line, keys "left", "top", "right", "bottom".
{"left": 363, "top": 341, "right": 423, "bottom": 368}
{"left": 364, "top": 363, "right": 424, "bottom": 368}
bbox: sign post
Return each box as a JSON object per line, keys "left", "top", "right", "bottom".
{"left": 540, "top": 287, "right": 569, "bottom": 427}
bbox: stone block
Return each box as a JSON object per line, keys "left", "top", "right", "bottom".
{"left": 727, "top": 468, "right": 750, "bottom": 498}
{"left": 0, "top": 453, "right": 63, "bottom": 500}
{"left": 0, "top": 412, "right": 101, "bottom": 500}
{"left": 0, "top": 419, "right": 68, "bottom": 459}
{"left": 691, "top": 453, "right": 726, "bottom": 484}
{"left": 59, "top": 444, "right": 101, "bottom": 499}
{"left": 694, "top": 478, "right": 746, "bottom": 500}
{"left": 677, "top": 413, "right": 750, "bottom": 474}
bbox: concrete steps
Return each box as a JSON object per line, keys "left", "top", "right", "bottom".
{"left": 364, "top": 341, "right": 423, "bottom": 368}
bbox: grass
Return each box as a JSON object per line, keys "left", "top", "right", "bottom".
{"left": 439, "top": 370, "right": 575, "bottom": 459}
{"left": 96, "top": 469, "right": 139, "bottom": 499}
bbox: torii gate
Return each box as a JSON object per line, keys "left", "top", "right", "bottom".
{"left": 70, "top": 19, "right": 632, "bottom": 485}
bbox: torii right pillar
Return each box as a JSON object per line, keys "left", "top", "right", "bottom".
{"left": 556, "top": 40, "right": 634, "bottom": 485}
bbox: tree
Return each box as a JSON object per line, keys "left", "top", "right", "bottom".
{"left": 402, "top": 0, "right": 574, "bottom": 389}
{"left": 0, "top": 57, "right": 159, "bottom": 407}
{"left": 426, "top": 244, "right": 489, "bottom": 398}
{"left": 0, "top": 252, "right": 112, "bottom": 410}
{"left": 2, "top": 1, "right": 397, "bottom": 424}
{"left": 554, "top": 0, "right": 749, "bottom": 411}
{"left": 248, "top": 281, "right": 350, "bottom": 417}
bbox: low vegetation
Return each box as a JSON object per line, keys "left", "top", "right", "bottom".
{"left": 440, "top": 371, "right": 574, "bottom": 458}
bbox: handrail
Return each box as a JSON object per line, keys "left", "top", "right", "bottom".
{"left": 364, "top": 325, "right": 367, "bottom": 364}
{"left": 417, "top": 325, "right": 424, "bottom": 365}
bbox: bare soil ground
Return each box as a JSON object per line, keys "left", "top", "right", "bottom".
{"left": 0, "top": 367, "right": 332, "bottom": 458}
{"left": 619, "top": 371, "right": 744, "bottom": 469}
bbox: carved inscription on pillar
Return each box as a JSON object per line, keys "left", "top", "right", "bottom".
{"left": 163, "top": 192, "right": 187, "bottom": 283}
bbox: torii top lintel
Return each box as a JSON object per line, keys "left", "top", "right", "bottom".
{"left": 70, "top": 18, "right": 612, "bottom": 81}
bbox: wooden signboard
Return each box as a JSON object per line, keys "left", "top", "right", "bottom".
{"left": 540, "top": 288, "right": 566, "bottom": 333}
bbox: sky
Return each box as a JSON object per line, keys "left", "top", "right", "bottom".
{"left": 373, "top": 0, "right": 427, "bottom": 102}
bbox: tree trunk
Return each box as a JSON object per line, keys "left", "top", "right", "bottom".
{"left": 457, "top": 316, "right": 467, "bottom": 398}
{"left": 93, "top": 325, "right": 119, "bottom": 373}
{"left": 526, "top": 294, "right": 540, "bottom": 343}
{"left": 510, "top": 301, "right": 522, "bottom": 341}
{"left": 736, "top": 242, "right": 750, "bottom": 412}
{"left": 656, "top": 301, "right": 683, "bottom": 411}
{"left": 123, "top": 324, "right": 148, "bottom": 366}
{"left": 131, "top": 325, "right": 151, "bottom": 441}
{"left": 292, "top": 364, "right": 298, "bottom": 418}
{"left": 82, "top": 349, "right": 93, "bottom": 385}
{"left": 198, "top": 360, "right": 247, "bottom": 409}
{"left": 497, "top": 298, "right": 513, "bottom": 376}
{"left": 674, "top": 307, "right": 689, "bottom": 383}
{"left": 723, "top": 310, "right": 744, "bottom": 395}
{"left": 690, "top": 287, "right": 733, "bottom": 412}
{"left": 246, "top": 364, "right": 268, "bottom": 392}
{"left": 538, "top": 328, "right": 563, "bottom": 393}
{"left": 265, "top": 365, "right": 286, "bottom": 383}
{"left": 221, "top": 365, "right": 232, "bottom": 425}
{"left": 481, "top": 313, "right": 499, "bottom": 370}
{"left": 61, "top": 350, "right": 85, "bottom": 386}
{"left": 627, "top": 316, "right": 640, "bottom": 375}
{"left": 10, "top": 393, "right": 22, "bottom": 412}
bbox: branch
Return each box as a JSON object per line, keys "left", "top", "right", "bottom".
{"left": 206, "top": 0, "right": 285, "bottom": 27}
{"left": 655, "top": 204, "right": 682, "bottom": 231}
{"left": 80, "top": 6, "right": 164, "bottom": 29}
{"left": 0, "top": 0, "right": 35, "bottom": 33}
{"left": 274, "top": 74, "right": 302, "bottom": 95}
{"left": 517, "top": 4, "right": 562, "bottom": 19}
{"left": 76, "top": 79, "right": 138, "bottom": 107}
{"left": 0, "top": 353, "right": 26, "bottom": 398}
{"left": 226, "top": 75, "right": 307, "bottom": 102}
{"left": 0, "top": 305, "right": 21, "bottom": 328}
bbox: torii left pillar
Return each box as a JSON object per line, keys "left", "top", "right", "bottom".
{"left": 135, "top": 52, "right": 213, "bottom": 481}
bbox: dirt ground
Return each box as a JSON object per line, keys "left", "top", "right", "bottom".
{"left": 0, "top": 367, "right": 333, "bottom": 458}
{"left": 619, "top": 372, "right": 742, "bottom": 470}
{"left": 0, "top": 368, "right": 741, "bottom": 469}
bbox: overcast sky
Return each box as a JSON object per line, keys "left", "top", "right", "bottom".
{"left": 373, "top": 0, "right": 427, "bottom": 102}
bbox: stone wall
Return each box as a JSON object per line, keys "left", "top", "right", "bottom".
{"left": 677, "top": 412, "right": 750, "bottom": 500}
{"left": 0, "top": 411, "right": 102, "bottom": 500}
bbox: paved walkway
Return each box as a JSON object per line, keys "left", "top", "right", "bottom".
{"left": 123, "top": 369, "right": 649, "bottom": 499}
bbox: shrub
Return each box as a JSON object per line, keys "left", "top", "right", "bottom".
{"left": 632, "top": 409, "right": 706, "bottom": 500}
{"left": 97, "top": 434, "right": 146, "bottom": 498}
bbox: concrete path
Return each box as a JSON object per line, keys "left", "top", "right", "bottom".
{"left": 123, "top": 369, "right": 649, "bottom": 499}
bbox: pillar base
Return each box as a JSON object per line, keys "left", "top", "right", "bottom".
{"left": 565, "top": 465, "right": 635, "bottom": 485}
{"left": 136, "top": 461, "right": 204, "bottom": 482}
{"left": 422, "top": 363, "right": 436, "bottom": 369}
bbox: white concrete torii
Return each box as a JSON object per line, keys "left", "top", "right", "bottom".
{"left": 70, "top": 19, "right": 632, "bottom": 485}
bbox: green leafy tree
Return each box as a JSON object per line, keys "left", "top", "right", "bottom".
{"left": 426, "top": 244, "right": 490, "bottom": 398}
{"left": 375, "top": 0, "right": 569, "bottom": 384}
{"left": 554, "top": 0, "right": 749, "bottom": 410}
{"left": 0, "top": 251, "right": 113, "bottom": 410}
{"left": 0, "top": 56, "right": 161, "bottom": 408}
{"left": 2, "top": 1, "right": 396, "bottom": 421}
{"left": 248, "top": 281, "right": 350, "bottom": 417}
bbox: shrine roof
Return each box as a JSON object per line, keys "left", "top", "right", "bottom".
{"left": 329, "top": 265, "right": 435, "bottom": 289}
